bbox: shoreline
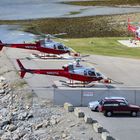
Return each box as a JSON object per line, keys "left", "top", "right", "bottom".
{"left": 0, "top": 12, "right": 140, "bottom": 38}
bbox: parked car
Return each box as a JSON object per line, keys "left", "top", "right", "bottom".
{"left": 98, "top": 99, "right": 140, "bottom": 117}
{"left": 88, "top": 96, "right": 127, "bottom": 111}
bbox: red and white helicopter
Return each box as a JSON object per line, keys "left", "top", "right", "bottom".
{"left": 16, "top": 59, "right": 106, "bottom": 84}
{"left": 0, "top": 33, "right": 73, "bottom": 56}
{"left": 127, "top": 18, "right": 140, "bottom": 42}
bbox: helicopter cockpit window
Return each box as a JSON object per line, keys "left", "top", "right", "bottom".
{"left": 88, "top": 70, "right": 96, "bottom": 76}
{"left": 84, "top": 70, "right": 87, "bottom": 76}
{"left": 57, "top": 44, "right": 64, "bottom": 50}
{"left": 96, "top": 72, "right": 102, "bottom": 77}
{"left": 40, "top": 40, "right": 46, "bottom": 47}
{"left": 53, "top": 44, "right": 56, "bottom": 49}
{"left": 68, "top": 64, "right": 74, "bottom": 71}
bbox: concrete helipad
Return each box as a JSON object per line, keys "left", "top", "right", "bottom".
{"left": 118, "top": 40, "right": 140, "bottom": 47}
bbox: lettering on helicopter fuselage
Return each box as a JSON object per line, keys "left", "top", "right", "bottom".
{"left": 25, "top": 46, "right": 36, "bottom": 49}
{"left": 6, "top": 45, "right": 11, "bottom": 47}
{"left": 46, "top": 72, "right": 59, "bottom": 75}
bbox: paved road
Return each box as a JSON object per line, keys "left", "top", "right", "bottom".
{"left": 0, "top": 0, "right": 140, "bottom": 20}
{"left": 81, "top": 107, "right": 140, "bottom": 140}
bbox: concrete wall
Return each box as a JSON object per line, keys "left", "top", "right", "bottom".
{"left": 54, "top": 88, "right": 82, "bottom": 106}
{"left": 54, "top": 88, "right": 140, "bottom": 106}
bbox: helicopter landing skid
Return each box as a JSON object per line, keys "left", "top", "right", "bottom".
{"left": 30, "top": 53, "right": 75, "bottom": 60}
{"left": 60, "top": 80, "right": 95, "bottom": 88}
{"left": 59, "top": 80, "right": 116, "bottom": 88}
{"left": 31, "top": 53, "right": 64, "bottom": 59}
{"left": 31, "top": 53, "right": 62, "bottom": 59}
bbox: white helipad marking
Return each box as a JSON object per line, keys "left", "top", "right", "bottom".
{"left": 118, "top": 40, "right": 140, "bottom": 48}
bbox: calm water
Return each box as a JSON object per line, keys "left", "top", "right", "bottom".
{"left": 0, "top": 0, "right": 140, "bottom": 20}
{"left": 0, "top": 25, "right": 34, "bottom": 43}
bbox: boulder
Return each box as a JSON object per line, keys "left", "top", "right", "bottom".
{"left": 12, "top": 133, "right": 19, "bottom": 140}
{"left": 50, "top": 115, "right": 60, "bottom": 125}
{"left": 0, "top": 89, "right": 5, "bottom": 94}
{"left": 0, "top": 130, "right": 5, "bottom": 136}
{"left": 0, "top": 76, "right": 6, "bottom": 82}
{"left": 101, "top": 132, "right": 116, "bottom": 140}
{"left": 34, "top": 123, "right": 43, "bottom": 130}
{"left": 62, "top": 133, "right": 67, "bottom": 138}
{"left": 50, "top": 118, "right": 57, "bottom": 125}
{"left": 26, "top": 111, "right": 33, "bottom": 120}
{"left": 1, "top": 131, "right": 11, "bottom": 140}
{"left": 0, "top": 119, "right": 10, "bottom": 128}
{"left": 8, "top": 124, "right": 17, "bottom": 132}
{"left": 18, "top": 112, "right": 28, "bottom": 120}
{"left": 43, "top": 120, "right": 50, "bottom": 128}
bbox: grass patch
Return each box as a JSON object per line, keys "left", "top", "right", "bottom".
{"left": 63, "top": 37, "right": 140, "bottom": 59}
{"left": 69, "top": 11, "right": 81, "bottom": 15}
{"left": 62, "top": 0, "right": 140, "bottom": 7}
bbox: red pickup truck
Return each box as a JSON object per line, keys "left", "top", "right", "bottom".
{"left": 98, "top": 99, "right": 140, "bottom": 117}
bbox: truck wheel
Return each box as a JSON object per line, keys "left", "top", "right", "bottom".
{"left": 131, "top": 111, "right": 137, "bottom": 117}
{"left": 105, "top": 111, "right": 112, "bottom": 117}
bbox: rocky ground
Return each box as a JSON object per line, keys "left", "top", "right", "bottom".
{"left": 0, "top": 51, "right": 101, "bottom": 140}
